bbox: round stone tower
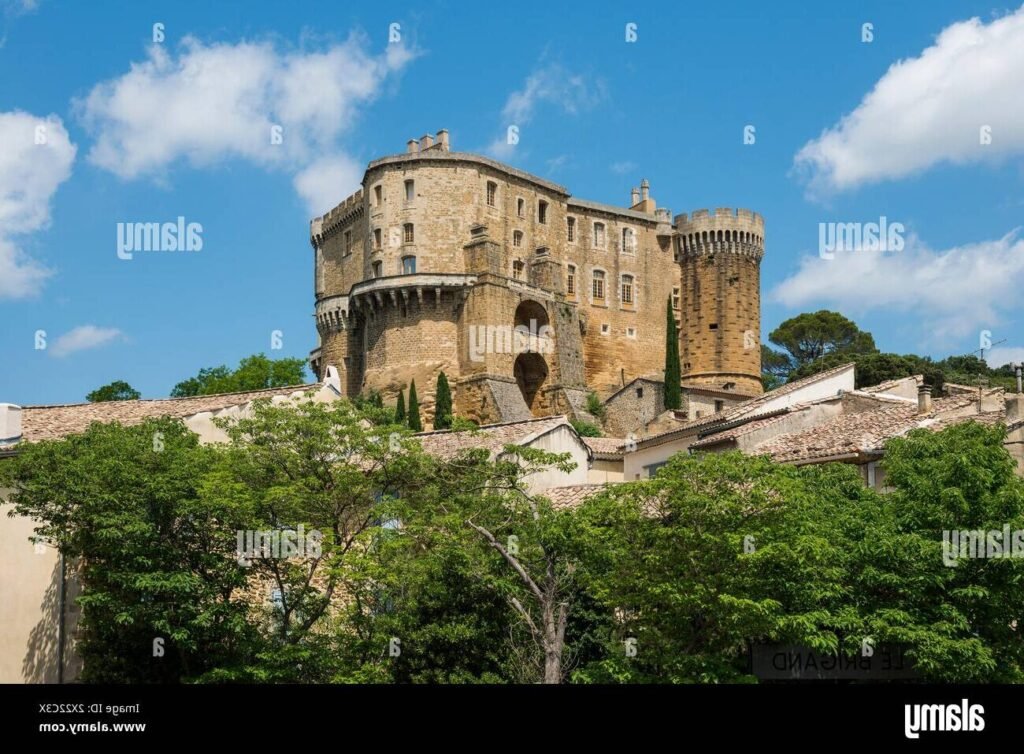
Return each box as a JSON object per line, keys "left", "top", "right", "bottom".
{"left": 675, "top": 207, "right": 764, "bottom": 396}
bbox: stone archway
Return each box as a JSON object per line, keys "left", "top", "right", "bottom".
{"left": 514, "top": 352, "right": 548, "bottom": 415}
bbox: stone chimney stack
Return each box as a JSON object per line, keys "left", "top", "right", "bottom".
{"left": 641, "top": 178, "right": 650, "bottom": 202}
{"left": 420, "top": 133, "right": 434, "bottom": 150}
{"left": 407, "top": 139, "right": 419, "bottom": 154}
{"left": 436, "top": 129, "right": 450, "bottom": 151}
{"left": 631, "top": 187, "right": 640, "bottom": 205}
{"left": 0, "top": 403, "right": 22, "bottom": 446}
{"left": 917, "top": 384, "right": 933, "bottom": 415}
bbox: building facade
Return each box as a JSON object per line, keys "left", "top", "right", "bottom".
{"left": 309, "top": 129, "right": 764, "bottom": 425}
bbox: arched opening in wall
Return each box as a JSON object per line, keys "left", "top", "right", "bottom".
{"left": 514, "top": 352, "right": 548, "bottom": 415}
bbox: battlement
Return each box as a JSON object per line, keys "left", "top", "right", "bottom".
{"left": 675, "top": 207, "right": 764, "bottom": 228}
{"left": 311, "top": 188, "right": 365, "bottom": 243}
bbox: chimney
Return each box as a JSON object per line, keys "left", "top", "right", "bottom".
{"left": 631, "top": 187, "right": 640, "bottom": 205}
{"left": 640, "top": 178, "right": 650, "bottom": 202}
{"left": 917, "top": 384, "right": 933, "bottom": 415}
{"left": 1014, "top": 362, "right": 1022, "bottom": 394}
{"left": 406, "top": 139, "right": 419, "bottom": 154}
{"left": 436, "top": 129, "right": 450, "bottom": 151}
{"left": 420, "top": 133, "right": 434, "bottom": 150}
{"left": 0, "top": 403, "right": 23, "bottom": 446}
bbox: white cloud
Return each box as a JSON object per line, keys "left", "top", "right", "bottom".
{"left": 794, "top": 8, "right": 1024, "bottom": 195}
{"left": 50, "top": 325, "right": 124, "bottom": 358}
{"left": 986, "top": 347, "right": 1024, "bottom": 369}
{"left": 485, "top": 61, "right": 605, "bottom": 160}
{"left": 771, "top": 230, "right": 1024, "bottom": 341}
{"left": 76, "top": 33, "right": 415, "bottom": 203}
{"left": 610, "top": 161, "right": 637, "bottom": 175}
{"left": 0, "top": 111, "right": 76, "bottom": 299}
{"left": 293, "top": 153, "right": 364, "bottom": 217}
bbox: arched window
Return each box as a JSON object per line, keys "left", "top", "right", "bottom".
{"left": 486, "top": 181, "right": 497, "bottom": 207}
{"left": 622, "top": 227, "right": 636, "bottom": 253}
{"left": 513, "top": 230, "right": 523, "bottom": 248}
{"left": 593, "top": 222, "right": 606, "bottom": 249}
{"left": 403, "top": 223, "right": 414, "bottom": 244}
{"left": 567, "top": 216, "right": 576, "bottom": 242}
{"left": 592, "top": 269, "right": 606, "bottom": 300}
{"left": 512, "top": 260, "right": 525, "bottom": 280}
{"left": 566, "top": 264, "right": 576, "bottom": 295}
{"left": 401, "top": 256, "right": 416, "bottom": 275}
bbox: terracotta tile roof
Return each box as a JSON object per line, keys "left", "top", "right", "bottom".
{"left": 543, "top": 483, "right": 609, "bottom": 510}
{"left": 583, "top": 436, "right": 626, "bottom": 458}
{"left": 634, "top": 363, "right": 856, "bottom": 450}
{"left": 19, "top": 384, "right": 321, "bottom": 443}
{"left": 415, "top": 415, "right": 576, "bottom": 460}
{"left": 861, "top": 375, "right": 923, "bottom": 394}
{"left": 755, "top": 393, "right": 1003, "bottom": 464}
{"left": 690, "top": 407, "right": 802, "bottom": 448}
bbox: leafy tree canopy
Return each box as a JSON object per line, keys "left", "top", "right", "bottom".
{"left": 86, "top": 380, "right": 141, "bottom": 402}
{"left": 170, "top": 353, "right": 307, "bottom": 397}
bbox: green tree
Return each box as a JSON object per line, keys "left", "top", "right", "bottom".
{"left": 767, "top": 310, "right": 877, "bottom": 374}
{"left": 171, "top": 353, "right": 307, "bottom": 397}
{"left": 408, "top": 379, "right": 423, "bottom": 432}
{"left": 395, "top": 390, "right": 406, "bottom": 424}
{"left": 433, "top": 372, "right": 453, "bottom": 430}
{"left": 789, "top": 351, "right": 945, "bottom": 391}
{"left": 664, "top": 298, "right": 681, "bottom": 410}
{"left": 760, "top": 346, "right": 792, "bottom": 391}
{"left": 0, "top": 419, "right": 256, "bottom": 682}
{"left": 86, "top": 380, "right": 141, "bottom": 402}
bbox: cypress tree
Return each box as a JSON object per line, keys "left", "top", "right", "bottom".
{"left": 664, "top": 297, "right": 681, "bottom": 410}
{"left": 408, "top": 379, "right": 423, "bottom": 431}
{"left": 395, "top": 389, "right": 406, "bottom": 424}
{"left": 433, "top": 372, "right": 453, "bottom": 430}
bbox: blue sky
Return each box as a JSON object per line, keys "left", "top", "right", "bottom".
{"left": 2, "top": 0, "right": 1023, "bottom": 405}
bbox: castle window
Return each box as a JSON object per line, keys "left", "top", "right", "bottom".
{"left": 715, "top": 400, "right": 724, "bottom": 413}
{"left": 373, "top": 228, "right": 382, "bottom": 250}
{"left": 672, "top": 286, "right": 680, "bottom": 310}
{"left": 536, "top": 246, "right": 549, "bottom": 256}
{"left": 627, "top": 327, "right": 637, "bottom": 339}
{"left": 486, "top": 181, "right": 497, "bottom": 207}
{"left": 405, "top": 180, "right": 415, "bottom": 202}
{"left": 600, "top": 323, "right": 610, "bottom": 335}
{"left": 403, "top": 223, "right": 414, "bottom": 244}
{"left": 636, "top": 387, "right": 643, "bottom": 398}
{"left": 513, "top": 230, "right": 523, "bottom": 248}
{"left": 538, "top": 200, "right": 548, "bottom": 224}
{"left": 622, "top": 227, "right": 636, "bottom": 253}
{"left": 709, "top": 323, "right": 718, "bottom": 330}
{"left": 512, "top": 260, "right": 525, "bottom": 280}
{"left": 344, "top": 230, "right": 353, "bottom": 256}
{"left": 372, "top": 261, "right": 383, "bottom": 278}
{"left": 593, "top": 269, "right": 606, "bottom": 300}
{"left": 517, "top": 198, "right": 525, "bottom": 218}
{"left": 567, "top": 216, "right": 576, "bottom": 242}
{"left": 402, "top": 256, "right": 416, "bottom": 275}
{"left": 374, "top": 185, "right": 382, "bottom": 206}
{"left": 593, "top": 222, "right": 606, "bottom": 249}
{"left": 566, "top": 264, "right": 576, "bottom": 295}
{"left": 621, "top": 274, "right": 634, "bottom": 305}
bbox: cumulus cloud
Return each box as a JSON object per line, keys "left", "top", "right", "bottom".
{"left": 75, "top": 33, "right": 415, "bottom": 211}
{"left": 0, "top": 111, "right": 76, "bottom": 298}
{"left": 771, "top": 230, "right": 1024, "bottom": 341}
{"left": 50, "top": 325, "right": 124, "bottom": 358}
{"left": 794, "top": 8, "right": 1024, "bottom": 195}
{"left": 486, "top": 61, "right": 605, "bottom": 160}
{"left": 293, "top": 153, "right": 364, "bottom": 218}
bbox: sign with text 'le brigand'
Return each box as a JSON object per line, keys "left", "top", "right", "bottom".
{"left": 752, "top": 644, "right": 918, "bottom": 681}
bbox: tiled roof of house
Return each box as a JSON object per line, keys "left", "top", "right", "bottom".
{"left": 415, "top": 415, "right": 578, "bottom": 460}
{"left": 18, "top": 384, "right": 322, "bottom": 443}
{"left": 755, "top": 392, "right": 1003, "bottom": 464}
{"left": 543, "top": 483, "right": 609, "bottom": 510}
{"left": 633, "top": 363, "right": 856, "bottom": 450}
{"left": 861, "top": 375, "right": 923, "bottom": 394}
{"left": 583, "top": 436, "right": 627, "bottom": 458}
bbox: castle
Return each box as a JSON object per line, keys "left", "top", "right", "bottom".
{"left": 307, "top": 129, "right": 764, "bottom": 426}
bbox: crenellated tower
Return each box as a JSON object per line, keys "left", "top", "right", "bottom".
{"left": 675, "top": 208, "right": 764, "bottom": 396}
